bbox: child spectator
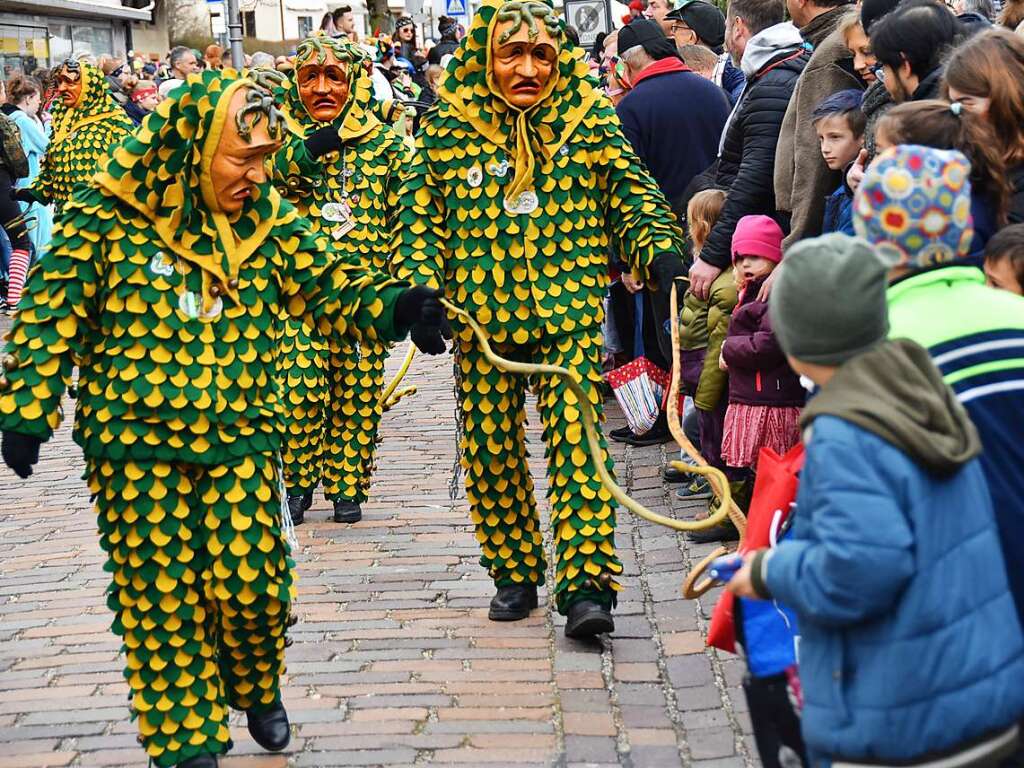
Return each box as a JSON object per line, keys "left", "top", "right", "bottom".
{"left": 854, "top": 143, "right": 1024, "bottom": 629}
{"left": 674, "top": 188, "right": 727, "bottom": 498}
{"left": 730, "top": 232, "right": 1024, "bottom": 765}
{"left": 874, "top": 100, "right": 1009, "bottom": 256}
{"left": 720, "top": 216, "right": 804, "bottom": 472}
{"left": 131, "top": 81, "right": 160, "bottom": 112}
{"left": 812, "top": 90, "right": 865, "bottom": 235}
{"left": 984, "top": 224, "right": 1024, "bottom": 294}
{"left": 678, "top": 191, "right": 742, "bottom": 528}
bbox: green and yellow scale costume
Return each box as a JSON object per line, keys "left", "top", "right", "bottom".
{"left": 391, "top": 0, "right": 684, "bottom": 612}
{"left": 271, "top": 37, "right": 409, "bottom": 506}
{"left": 0, "top": 71, "right": 406, "bottom": 766}
{"left": 32, "top": 61, "right": 135, "bottom": 209}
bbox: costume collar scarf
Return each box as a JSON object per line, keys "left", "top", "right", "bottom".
{"left": 438, "top": 0, "right": 602, "bottom": 204}
{"left": 51, "top": 61, "right": 124, "bottom": 144}
{"left": 279, "top": 35, "right": 381, "bottom": 143}
{"left": 629, "top": 57, "right": 690, "bottom": 87}
{"left": 92, "top": 69, "right": 280, "bottom": 312}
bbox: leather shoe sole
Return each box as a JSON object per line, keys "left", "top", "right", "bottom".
{"left": 332, "top": 501, "right": 362, "bottom": 524}
{"left": 663, "top": 466, "right": 690, "bottom": 483}
{"left": 624, "top": 429, "right": 673, "bottom": 447}
{"left": 488, "top": 588, "right": 539, "bottom": 621}
{"left": 565, "top": 603, "right": 615, "bottom": 639}
{"left": 178, "top": 755, "right": 218, "bottom": 768}
{"left": 246, "top": 703, "right": 291, "bottom": 752}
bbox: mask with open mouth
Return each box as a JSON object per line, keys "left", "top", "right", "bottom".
{"left": 490, "top": 1, "right": 561, "bottom": 110}
{"left": 294, "top": 37, "right": 355, "bottom": 123}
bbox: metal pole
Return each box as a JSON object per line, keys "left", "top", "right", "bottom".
{"left": 227, "top": 0, "right": 245, "bottom": 69}
{"left": 279, "top": 0, "right": 287, "bottom": 41}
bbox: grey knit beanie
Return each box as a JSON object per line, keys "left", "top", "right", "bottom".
{"left": 770, "top": 234, "right": 890, "bottom": 366}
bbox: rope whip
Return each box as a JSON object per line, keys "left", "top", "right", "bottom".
{"left": 439, "top": 292, "right": 747, "bottom": 598}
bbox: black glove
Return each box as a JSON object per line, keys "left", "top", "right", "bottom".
{"left": 1, "top": 431, "right": 41, "bottom": 479}
{"left": 395, "top": 286, "right": 447, "bottom": 355}
{"left": 9, "top": 188, "right": 37, "bottom": 205}
{"left": 304, "top": 126, "right": 345, "bottom": 160}
{"left": 649, "top": 252, "right": 689, "bottom": 297}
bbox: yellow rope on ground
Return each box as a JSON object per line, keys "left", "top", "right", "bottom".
{"left": 440, "top": 297, "right": 735, "bottom": 553}
{"left": 379, "top": 343, "right": 418, "bottom": 412}
{"left": 665, "top": 281, "right": 748, "bottom": 599}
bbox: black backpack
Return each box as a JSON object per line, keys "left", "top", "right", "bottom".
{"left": 0, "top": 113, "right": 29, "bottom": 180}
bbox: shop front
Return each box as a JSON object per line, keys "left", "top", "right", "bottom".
{"left": 0, "top": 0, "right": 151, "bottom": 77}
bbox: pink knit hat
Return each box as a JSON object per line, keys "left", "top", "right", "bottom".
{"left": 731, "top": 215, "right": 784, "bottom": 264}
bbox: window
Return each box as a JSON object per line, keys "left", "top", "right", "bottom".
{"left": 242, "top": 11, "right": 257, "bottom": 37}
{"left": 297, "top": 15, "right": 313, "bottom": 37}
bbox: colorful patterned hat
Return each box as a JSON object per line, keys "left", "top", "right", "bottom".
{"left": 853, "top": 144, "right": 975, "bottom": 269}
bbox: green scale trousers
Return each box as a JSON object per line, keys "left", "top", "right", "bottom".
{"left": 455, "top": 327, "right": 623, "bottom": 614}
{"left": 87, "top": 453, "right": 294, "bottom": 767}
{"left": 279, "top": 319, "right": 390, "bottom": 504}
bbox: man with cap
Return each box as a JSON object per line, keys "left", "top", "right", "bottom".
{"left": 772, "top": 0, "right": 860, "bottom": 252}
{"left": 665, "top": 0, "right": 746, "bottom": 103}
{"left": 617, "top": 19, "right": 730, "bottom": 206}
{"left": 853, "top": 143, "right": 1024, "bottom": 631}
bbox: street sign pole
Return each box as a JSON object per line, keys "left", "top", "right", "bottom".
{"left": 227, "top": 0, "right": 245, "bottom": 68}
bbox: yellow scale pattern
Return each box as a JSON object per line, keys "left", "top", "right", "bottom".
{"left": 272, "top": 50, "right": 408, "bottom": 503}
{"left": 391, "top": 0, "right": 684, "bottom": 612}
{"left": 34, "top": 62, "right": 135, "bottom": 209}
{"left": 0, "top": 71, "right": 408, "bottom": 765}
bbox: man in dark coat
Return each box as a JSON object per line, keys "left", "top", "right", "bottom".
{"left": 616, "top": 18, "right": 731, "bottom": 203}
{"left": 690, "top": 0, "right": 808, "bottom": 297}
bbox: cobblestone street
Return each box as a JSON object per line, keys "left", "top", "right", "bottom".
{"left": 0, "top": 327, "right": 757, "bottom": 768}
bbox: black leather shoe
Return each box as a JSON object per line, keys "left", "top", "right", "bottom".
{"left": 332, "top": 499, "right": 362, "bottom": 523}
{"left": 663, "top": 465, "right": 691, "bottom": 483}
{"left": 564, "top": 600, "right": 615, "bottom": 639}
{"left": 609, "top": 426, "right": 634, "bottom": 442}
{"left": 624, "top": 426, "right": 673, "bottom": 446}
{"left": 686, "top": 523, "right": 740, "bottom": 544}
{"left": 301, "top": 490, "right": 313, "bottom": 511}
{"left": 286, "top": 495, "right": 305, "bottom": 526}
{"left": 246, "top": 702, "right": 291, "bottom": 752}
{"left": 177, "top": 753, "right": 218, "bottom": 767}
{"left": 488, "top": 584, "right": 538, "bottom": 621}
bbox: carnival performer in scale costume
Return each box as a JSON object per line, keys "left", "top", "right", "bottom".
{"left": 392, "top": 0, "right": 686, "bottom": 638}
{"left": 13, "top": 59, "right": 134, "bottom": 213}
{"left": 271, "top": 36, "right": 410, "bottom": 525}
{"left": 0, "top": 70, "right": 443, "bottom": 768}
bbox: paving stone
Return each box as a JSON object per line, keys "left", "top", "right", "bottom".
{"left": 0, "top": 348, "right": 756, "bottom": 768}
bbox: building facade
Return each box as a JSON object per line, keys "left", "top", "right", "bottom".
{"left": 0, "top": 0, "right": 167, "bottom": 76}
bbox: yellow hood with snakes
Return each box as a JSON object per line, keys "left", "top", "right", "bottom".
{"left": 33, "top": 60, "right": 135, "bottom": 206}
{"left": 438, "top": 0, "right": 601, "bottom": 203}
{"left": 93, "top": 68, "right": 282, "bottom": 313}
{"left": 278, "top": 35, "right": 380, "bottom": 144}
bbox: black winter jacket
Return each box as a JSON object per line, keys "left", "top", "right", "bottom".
{"left": 1009, "top": 163, "right": 1024, "bottom": 226}
{"left": 701, "top": 48, "right": 809, "bottom": 269}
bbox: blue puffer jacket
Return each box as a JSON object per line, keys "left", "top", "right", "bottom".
{"left": 765, "top": 415, "right": 1024, "bottom": 764}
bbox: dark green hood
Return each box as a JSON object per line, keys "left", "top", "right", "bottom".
{"left": 801, "top": 339, "right": 981, "bottom": 475}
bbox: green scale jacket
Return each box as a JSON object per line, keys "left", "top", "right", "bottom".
{"left": 34, "top": 61, "right": 135, "bottom": 207}
{"left": 0, "top": 72, "right": 406, "bottom": 466}
{"left": 391, "top": 1, "right": 684, "bottom": 345}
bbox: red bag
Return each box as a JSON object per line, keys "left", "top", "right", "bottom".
{"left": 706, "top": 443, "right": 806, "bottom": 653}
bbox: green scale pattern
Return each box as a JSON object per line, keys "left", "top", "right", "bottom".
{"left": 272, "top": 52, "right": 408, "bottom": 503}
{"left": 0, "top": 70, "right": 409, "bottom": 766}
{"left": 34, "top": 61, "right": 135, "bottom": 208}
{"left": 90, "top": 453, "right": 292, "bottom": 766}
{"left": 390, "top": 0, "right": 684, "bottom": 612}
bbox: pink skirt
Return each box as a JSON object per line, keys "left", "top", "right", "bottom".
{"left": 722, "top": 404, "right": 802, "bottom": 470}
